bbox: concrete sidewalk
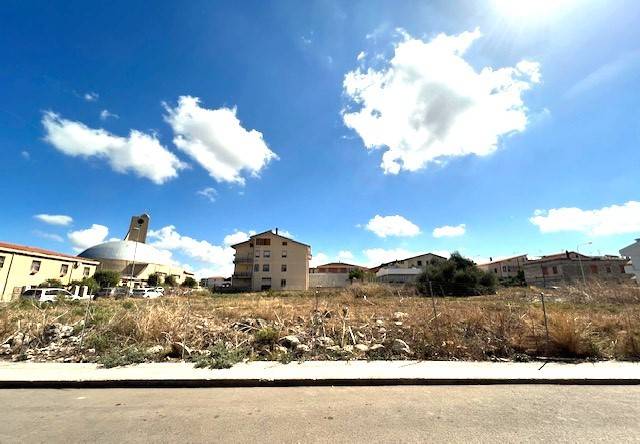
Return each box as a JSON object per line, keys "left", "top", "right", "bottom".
{"left": 1, "top": 360, "right": 639, "bottom": 388}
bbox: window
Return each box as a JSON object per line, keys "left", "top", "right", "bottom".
{"left": 282, "top": 241, "right": 287, "bottom": 246}
{"left": 620, "top": 265, "right": 626, "bottom": 273}
{"left": 281, "top": 264, "right": 287, "bottom": 272}
{"left": 417, "top": 260, "right": 422, "bottom": 266}
{"left": 83, "top": 267, "right": 90, "bottom": 277}
{"left": 282, "top": 250, "right": 287, "bottom": 258}
{"left": 507, "top": 266, "right": 512, "bottom": 272}
{"left": 60, "top": 264, "right": 69, "bottom": 276}
{"left": 262, "top": 264, "right": 270, "bottom": 272}
{"left": 255, "top": 249, "right": 261, "bottom": 258}
{"left": 30, "top": 260, "right": 41, "bottom": 274}
{"left": 541, "top": 266, "right": 549, "bottom": 276}
{"left": 256, "top": 238, "right": 271, "bottom": 246}
{"left": 502, "top": 266, "right": 507, "bottom": 272}
{"left": 263, "top": 250, "right": 271, "bottom": 258}
{"left": 494, "top": 268, "right": 498, "bottom": 274}
{"left": 254, "top": 264, "right": 259, "bottom": 272}
{"left": 552, "top": 266, "right": 558, "bottom": 274}
{"left": 589, "top": 265, "right": 598, "bottom": 274}
{"left": 280, "top": 279, "right": 286, "bottom": 288}
{"left": 0, "top": 256, "right": 5, "bottom": 268}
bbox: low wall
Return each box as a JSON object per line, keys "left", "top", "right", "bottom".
{"left": 309, "top": 273, "right": 350, "bottom": 288}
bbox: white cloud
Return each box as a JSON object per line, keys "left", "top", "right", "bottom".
{"left": 530, "top": 201, "right": 640, "bottom": 236}
{"left": 337, "top": 250, "right": 354, "bottom": 262}
{"left": 21, "top": 150, "right": 30, "bottom": 160}
{"left": 33, "top": 230, "right": 64, "bottom": 243}
{"left": 83, "top": 92, "right": 99, "bottom": 102}
{"left": 432, "top": 224, "right": 466, "bottom": 238}
{"left": 363, "top": 248, "right": 417, "bottom": 267}
{"left": 68, "top": 224, "right": 109, "bottom": 252}
{"left": 356, "top": 51, "right": 366, "bottom": 62}
{"left": 148, "top": 225, "right": 236, "bottom": 276}
{"left": 223, "top": 230, "right": 256, "bottom": 246}
{"left": 365, "top": 214, "right": 420, "bottom": 238}
{"left": 99, "top": 109, "right": 119, "bottom": 120}
{"left": 343, "top": 28, "right": 541, "bottom": 174}
{"left": 277, "top": 230, "right": 294, "bottom": 239}
{"left": 34, "top": 214, "right": 73, "bottom": 226}
{"left": 42, "top": 112, "right": 186, "bottom": 184}
{"left": 163, "top": 96, "right": 278, "bottom": 185}
{"left": 310, "top": 252, "right": 330, "bottom": 268}
{"left": 196, "top": 187, "right": 217, "bottom": 203}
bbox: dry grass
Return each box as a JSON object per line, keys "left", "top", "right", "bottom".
{"left": 1, "top": 282, "right": 639, "bottom": 363}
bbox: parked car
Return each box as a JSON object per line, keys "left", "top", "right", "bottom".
{"left": 21, "top": 288, "right": 78, "bottom": 303}
{"left": 95, "top": 287, "right": 128, "bottom": 299}
{"left": 154, "top": 287, "right": 165, "bottom": 294}
{"left": 131, "top": 287, "right": 163, "bottom": 299}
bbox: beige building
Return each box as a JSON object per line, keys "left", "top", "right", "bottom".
{"left": 0, "top": 242, "right": 99, "bottom": 302}
{"left": 231, "top": 229, "right": 311, "bottom": 291}
{"left": 78, "top": 214, "right": 193, "bottom": 288}
{"left": 478, "top": 255, "right": 528, "bottom": 279}
{"left": 370, "top": 253, "right": 447, "bottom": 273}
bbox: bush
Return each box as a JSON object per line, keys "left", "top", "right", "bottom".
{"left": 147, "top": 273, "right": 160, "bottom": 287}
{"left": 182, "top": 276, "right": 197, "bottom": 288}
{"left": 254, "top": 327, "right": 279, "bottom": 346}
{"left": 416, "top": 252, "right": 497, "bottom": 296}
{"left": 93, "top": 270, "right": 121, "bottom": 288}
{"left": 39, "top": 279, "right": 63, "bottom": 288}
{"left": 349, "top": 269, "right": 364, "bottom": 281}
{"left": 164, "top": 275, "right": 177, "bottom": 287}
{"left": 70, "top": 277, "right": 99, "bottom": 294}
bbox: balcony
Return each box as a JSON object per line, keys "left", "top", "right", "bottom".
{"left": 233, "top": 256, "right": 253, "bottom": 264}
{"left": 232, "top": 271, "right": 252, "bottom": 279}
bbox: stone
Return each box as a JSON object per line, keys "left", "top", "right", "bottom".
{"left": 274, "top": 345, "right": 288, "bottom": 354}
{"left": 295, "top": 344, "right": 310, "bottom": 353}
{"left": 375, "top": 319, "right": 385, "bottom": 327}
{"left": 59, "top": 325, "right": 74, "bottom": 338}
{"left": 146, "top": 345, "right": 165, "bottom": 356}
{"left": 378, "top": 327, "right": 387, "bottom": 334}
{"left": 343, "top": 345, "right": 354, "bottom": 353}
{"left": 326, "top": 345, "right": 341, "bottom": 352}
{"left": 279, "top": 335, "right": 301, "bottom": 348}
{"left": 369, "top": 344, "right": 385, "bottom": 352}
{"left": 393, "top": 312, "right": 409, "bottom": 321}
{"left": 392, "top": 339, "right": 411, "bottom": 354}
{"left": 354, "top": 344, "right": 369, "bottom": 352}
{"left": 170, "top": 342, "right": 193, "bottom": 358}
{"left": 316, "top": 336, "right": 335, "bottom": 348}
{"left": 394, "top": 321, "right": 403, "bottom": 327}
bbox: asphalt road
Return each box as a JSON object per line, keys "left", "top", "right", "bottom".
{"left": 1, "top": 386, "right": 639, "bottom": 443}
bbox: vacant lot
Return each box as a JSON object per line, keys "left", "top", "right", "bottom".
{"left": 1, "top": 283, "right": 639, "bottom": 366}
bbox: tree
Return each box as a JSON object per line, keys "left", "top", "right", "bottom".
{"left": 39, "top": 278, "right": 63, "bottom": 288}
{"left": 416, "top": 252, "right": 497, "bottom": 296}
{"left": 182, "top": 276, "right": 197, "bottom": 288}
{"left": 164, "top": 275, "right": 177, "bottom": 287}
{"left": 93, "top": 270, "right": 121, "bottom": 288}
{"left": 70, "top": 277, "right": 99, "bottom": 294}
{"left": 348, "top": 269, "right": 364, "bottom": 281}
{"left": 147, "top": 273, "right": 160, "bottom": 287}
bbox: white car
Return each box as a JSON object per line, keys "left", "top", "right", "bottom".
{"left": 154, "top": 287, "right": 165, "bottom": 294}
{"left": 21, "top": 288, "right": 78, "bottom": 303}
{"left": 131, "top": 288, "right": 163, "bottom": 299}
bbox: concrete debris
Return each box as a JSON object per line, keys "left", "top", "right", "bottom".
{"left": 354, "top": 344, "right": 369, "bottom": 352}
{"left": 369, "top": 344, "right": 385, "bottom": 352}
{"left": 279, "top": 335, "right": 301, "bottom": 348}
{"left": 393, "top": 312, "right": 409, "bottom": 321}
{"left": 392, "top": 339, "right": 412, "bottom": 355}
{"left": 375, "top": 319, "right": 385, "bottom": 327}
{"left": 316, "top": 336, "right": 335, "bottom": 348}
{"left": 295, "top": 344, "right": 310, "bottom": 353}
{"left": 145, "top": 345, "right": 166, "bottom": 356}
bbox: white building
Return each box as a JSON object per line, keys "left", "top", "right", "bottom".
{"left": 620, "top": 239, "right": 640, "bottom": 283}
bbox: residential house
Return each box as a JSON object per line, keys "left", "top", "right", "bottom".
{"left": 309, "top": 262, "right": 368, "bottom": 288}
{"left": 478, "top": 255, "right": 528, "bottom": 279}
{"left": 523, "top": 251, "right": 629, "bottom": 287}
{"left": 231, "top": 229, "right": 311, "bottom": 291}
{"left": 0, "top": 242, "right": 99, "bottom": 302}
{"left": 200, "top": 276, "right": 229, "bottom": 289}
{"left": 372, "top": 253, "right": 447, "bottom": 284}
{"left": 620, "top": 239, "right": 640, "bottom": 283}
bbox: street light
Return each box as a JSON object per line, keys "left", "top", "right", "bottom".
{"left": 577, "top": 241, "right": 592, "bottom": 287}
{"left": 128, "top": 224, "right": 142, "bottom": 295}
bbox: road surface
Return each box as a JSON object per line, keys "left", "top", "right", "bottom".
{"left": 1, "top": 386, "right": 638, "bottom": 443}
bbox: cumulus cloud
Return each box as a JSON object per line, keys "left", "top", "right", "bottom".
{"left": 99, "top": 109, "right": 119, "bottom": 120}
{"left": 34, "top": 214, "right": 73, "bottom": 226}
{"left": 432, "top": 224, "right": 466, "bottom": 238}
{"left": 223, "top": 230, "right": 257, "bottom": 246}
{"left": 362, "top": 248, "right": 418, "bottom": 267}
{"left": 365, "top": 215, "right": 420, "bottom": 238}
{"left": 337, "top": 250, "right": 354, "bottom": 262}
{"left": 21, "top": 150, "right": 30, "bottom": 160}
{"left": 42, "top": 112, "right": 186, "bottom": 184}
{"left": 33, "top": 230, "right": 64, "bottom": 243}
{"left": 310, "top": 252, "right": 330, "bottom": 268}
{"left": 530, "top": 201, "right": 640, "bottom": 236}
{"left": 68, "top": 224, "right": 109, "bottom": 252}
{"left": 343, "top": 28, "right": 541, "bottom": 174}
{"left": 148, "top": 225, "right": 236, "bottom": 276}
{"left": 196, "top": 187, "right": 217, "bottom": 203}
{"left": 83, "top": 92, "right": 99, "bottom": 102}
{"left": 163, "top": 96, "right": 278, "bottom": 185}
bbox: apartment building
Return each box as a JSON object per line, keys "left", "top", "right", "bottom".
{"left": 370, "top": 253, "right": 447, "bottom": 273}
{"left": 0, "top": 242, "right": 99, "bottom": 302}
{"left": 478, "top": 254, "right": 528, "bottom": 279}
{"left": 620, "top": 239, "right": 640, "bottom": 283}
{"left": 231, "top": 229, "right": 311, "bottom": 291}
{"left": 523, "top": 251, "right": 630, "bottom": 287}
{"left": 371, "top": 252, "right": 447, "bottom": 284}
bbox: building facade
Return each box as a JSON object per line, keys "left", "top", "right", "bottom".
{"left": 523, "top": 251, "right": 630, "bottom": 287}
{"left": 620, "top": 239, "right": 640, "bottom": 283}
{"left": 309, "top": 262, "right": 369, "bottom": 289}
{"left": 370, "top": 253, "right": 447, "bottom": 273}
{"left": 478, "top": 255, "right": 528, "bottom": 279}
{"left": 231, "top": 229, "right": 311, "bottom": 291}
{"left": 0, "top": 242, "right": 99, "bottom": 302}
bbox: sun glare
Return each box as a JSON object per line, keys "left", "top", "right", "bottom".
{"left": 493, "top": 0, "right": 575, "bottom": 20}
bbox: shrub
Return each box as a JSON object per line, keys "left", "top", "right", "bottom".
{"left": 349, "top": 269, "right": 364, "bottom": 281}
{"left": 93, "top": 270, "right": 121, "bottom": 288}
{"left": 254, "top": 327, "right": 279, "bottom": 346}
{"left": 70, "top": 277, "right": 99, "bottom": 294}
{"left": 416, "top": 252, "right": 497, "bottom": 296}
{"left": 39, "top": 278, "right": 63, "bottom": 288}
{"left": 193, "top": 343, "right": 247, "bottom": 369}
{"left": 182, "top": 276, "right": 197, "bottom": 288}
{"left": 164, "top": 275, "right": 177, "bottom": 287}
{"left": 147, "top": 273, "right": 160, "bottom": 287}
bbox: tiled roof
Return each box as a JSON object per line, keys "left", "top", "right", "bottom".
{"left": 0, "top": 241, "right": 98, "bottom": 263}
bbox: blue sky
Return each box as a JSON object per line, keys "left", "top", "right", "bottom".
{"left": 1, "top": 0, "right": 639, "bottom": 276}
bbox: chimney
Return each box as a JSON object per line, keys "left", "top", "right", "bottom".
{"left": 489, "top": 257, "right": 493, "bottom": 262}
{"left": 275, "top": 227, "right": 279, "bottom": 235}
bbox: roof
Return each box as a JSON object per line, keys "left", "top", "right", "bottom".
{"left": 0, "top": 241, "right": 99, "bottom": 264}
{"left": 313, "top": 262, "right": 367, "bottom": 269}
{"left": 478, "top": 254, "right": 528, "bottom": 266}
{"left": 375, "top": 252, "right": 448, "bottom": 269}
{"left": 526, "top": 251, "right": 626, "bottom": 264}
{"left": 231, "top": 229, "right": 311, "bottom": 248}
{"left": 78, "top": 240, "right": 173, "bottom": 265}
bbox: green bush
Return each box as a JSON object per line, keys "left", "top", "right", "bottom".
{"left": 254, "top": 327, "right": 279, "bottom": 346}
{"left": 164, "top": 275, "right": 177, "bottom": 287}
{"left": 416, "top": 252, "right": 497, "bottom": 296}
{"left": 147, "top": 273, "right": 160, "bottom": 287}
{"left": 182, "top": 276, "right": 197, "bottom": 288}
{"left": 93, "top": 270, "right": 121, "bottom": 288}
{"left": 70, "top": 277, "right": 99, "bottom": 294}
{"left": 39, "top": 278, "right": 63, "bottom": 288}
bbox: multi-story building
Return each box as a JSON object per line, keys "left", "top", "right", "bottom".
{"left": 231, "top": 229, "right": 311, "bottom": 291}
{"left": 478, "top": 255, "right": 528, "bottom": 279}
{"left": 200, "top": 276, "right": 229, "bottom": 289}
{"left": 523, "top": 251, "right": 630, "bottom": 287}
{"left": 370, "top": 253, "right": 447, "bottom": 273}
{"left": 620, "top": 239, "right": 640, "bottom": 284}
{"left": 0, "top": 242, "right": 99, "bottom": 302}
{"left": 371, "top": 253, "right": 447, "bottom": 283}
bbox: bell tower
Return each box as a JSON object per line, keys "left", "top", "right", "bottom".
{"left": 124, "top": 213, "right": 150, "bottom": 243}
